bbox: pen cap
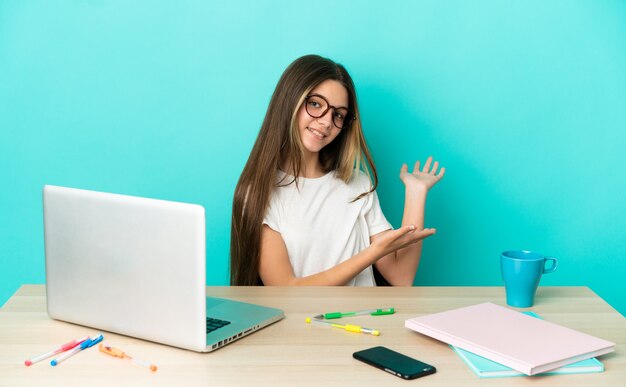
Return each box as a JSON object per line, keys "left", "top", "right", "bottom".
{"left": 78, "top": 338, "right": 94, "bottom": 349}
{"left": 86, "top": 335, "right": 104, "bottom": 348}
{"left": 99, "top": 344, "right": 125, "bottom": 358}
{"left": 371, "top": 308, "right": 394, "bottom": 316}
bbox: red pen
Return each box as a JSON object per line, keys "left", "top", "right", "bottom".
{"left": 24, "top": 336, "right": 90, "bottom": 366}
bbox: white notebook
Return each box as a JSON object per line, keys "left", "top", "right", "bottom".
{"left": 405, "top": 302, "right": 615, "bottom": 375}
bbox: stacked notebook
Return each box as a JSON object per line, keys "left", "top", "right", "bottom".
{"left": 450, "top": 311, "right": 603, "bottom": 378}
{"left": 405, "top": 303, "right": 615, "bottom": 376}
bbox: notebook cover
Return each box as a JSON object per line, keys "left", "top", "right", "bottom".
{"left": 450, "top": 311, "right": 604, "bottom": 378}
{"left": 404, "top": 302, "right": 615, "bottom": 375}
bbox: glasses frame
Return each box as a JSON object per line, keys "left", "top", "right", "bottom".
{"left": 304, "top": 94, "right": 355, "bottom": 130}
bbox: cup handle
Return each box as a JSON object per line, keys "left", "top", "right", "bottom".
{"left": 543, "top": 257, "right": 558, "bottom": 274}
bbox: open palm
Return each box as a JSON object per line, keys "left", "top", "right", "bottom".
{"left": 400, "top": 156, "right": 445, "bottom": 191}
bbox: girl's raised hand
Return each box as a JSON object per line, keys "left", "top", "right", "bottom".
{"left": 400, "top": 156, "right": 445, "bottom": 192}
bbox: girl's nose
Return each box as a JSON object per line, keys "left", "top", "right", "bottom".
{"left": 316, "top": 109, "right": 333, "bottom": 128}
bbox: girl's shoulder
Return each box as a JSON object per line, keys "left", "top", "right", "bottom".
{"left": 348, "top": 169, "right": 375, "bottom": 193}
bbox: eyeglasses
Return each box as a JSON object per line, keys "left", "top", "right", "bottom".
{"left": 304, "top": 94, "right": 354, "bottom": 130}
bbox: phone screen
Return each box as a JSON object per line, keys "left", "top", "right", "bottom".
{"left": 353, "top": 346, "right": 436, "bottom": 380}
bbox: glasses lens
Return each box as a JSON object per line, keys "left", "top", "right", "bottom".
{"left": 332, "top": 108, "right": 350, "bottom": 129}
{"left": 305, "top": 95, "right": 328, "bottom": 118}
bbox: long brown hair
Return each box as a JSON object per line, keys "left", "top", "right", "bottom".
{"left": 230, "top": 55, "right": 378, "bottom": 285}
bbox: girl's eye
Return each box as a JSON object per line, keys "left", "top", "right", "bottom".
{"left": 309, "top": 101, "right": 320, "bottom": 108}
{"left": 334, "top": 111, "right": 344, "bottom": 120}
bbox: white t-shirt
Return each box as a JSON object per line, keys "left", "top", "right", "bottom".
{"left": 263, "top": 169, "right": 392, "bottom": 286}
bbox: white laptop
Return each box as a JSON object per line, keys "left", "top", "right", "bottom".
{"left": 43, "top": 185, "right": 284, "bottom": 352}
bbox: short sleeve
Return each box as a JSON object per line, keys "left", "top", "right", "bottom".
{"left": 364, "top": 190, "right": 393, "bottom": 236}
{"left": 262, "top": 196, "right": 281, "bottom": 233}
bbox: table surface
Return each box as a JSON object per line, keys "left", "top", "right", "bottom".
{"left": 1, "top": 285, "right": 624, "bottom": 386}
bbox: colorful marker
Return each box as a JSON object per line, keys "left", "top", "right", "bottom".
{"left": 99, "top": 344, "right": 157, "bottom": 372}
{"left": 50, "top": 334, "right": 104, "bottom": 366}
{"left": 24, "top": 336, "right": 90, "bottom": 366}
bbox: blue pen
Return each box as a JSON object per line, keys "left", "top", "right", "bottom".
{"left": 51, "top": 334, "right": 104, "bottom": 366}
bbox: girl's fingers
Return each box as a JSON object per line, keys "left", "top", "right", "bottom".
{"left": 413, "top": 160, "right": 420, "bottom": 174}
{"left": 403, "top": 224, "right": 416, "bottom": 233}
{"left": 414, "top": 228, "right": 436, "bottom": 239}
{"left": 405, "top": 157, "right": 445, "bottom": 180}
{"left": 392, "top": 224, "right": 416, "bottom": 239}
{"left": 398, "top": 229, "right": 435, "bottom": 249}
{"left": 422, "top": 156, "right": 433, "bottom": 173}
{"left": 420, "top": 228, "right": 436, "bottom": 237}
{"left": 431, "top": 161, "right": 439, "bottom": 175}
{"left": 395, "top": 225, "right": 435, "bottom": 244}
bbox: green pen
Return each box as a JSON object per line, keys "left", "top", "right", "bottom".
{"left": 322, "top": 308, "right": 395, "bottom": 320}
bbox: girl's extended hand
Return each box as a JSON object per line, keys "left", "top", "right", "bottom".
{"left": 400, "top": 156, "right": 445, "bottom": 192}
{"left": 370, "top": 224, "right": 436, "bottom": 258}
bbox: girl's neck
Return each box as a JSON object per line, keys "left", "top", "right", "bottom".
{"left": 282, "top": 152, "right": 326, "bottom": 178}
{"left": 303, "top": 152, "right": 325, "bottom": 178}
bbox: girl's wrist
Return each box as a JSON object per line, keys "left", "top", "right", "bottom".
{"left": 405, "top": 184, "right": 428, "bottom": 198}
{"left": 366, "top": 242, "right": 385, "bottom": 262}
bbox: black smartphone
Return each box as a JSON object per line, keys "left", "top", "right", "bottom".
{"left": 353, "top": 346, "right": 436, "bottom": 380}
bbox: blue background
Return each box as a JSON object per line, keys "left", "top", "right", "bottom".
{"left": 1, "top": 1, "right": 625, "bottom": 315}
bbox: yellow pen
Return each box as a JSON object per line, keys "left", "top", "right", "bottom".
{"left": 305, "top": 317, "right": 380, "bottom": 336}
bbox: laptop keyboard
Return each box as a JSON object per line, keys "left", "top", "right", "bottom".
{"left": 206, "top": 317, "right": 231, "bottom": 334}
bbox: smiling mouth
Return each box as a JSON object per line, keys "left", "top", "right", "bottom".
{"left": 306, "top": 127, "right": 327, "bottom": 140}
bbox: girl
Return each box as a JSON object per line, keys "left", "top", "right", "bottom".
{"left": 230, "top": 55, "right": 444, "bottom": 286}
